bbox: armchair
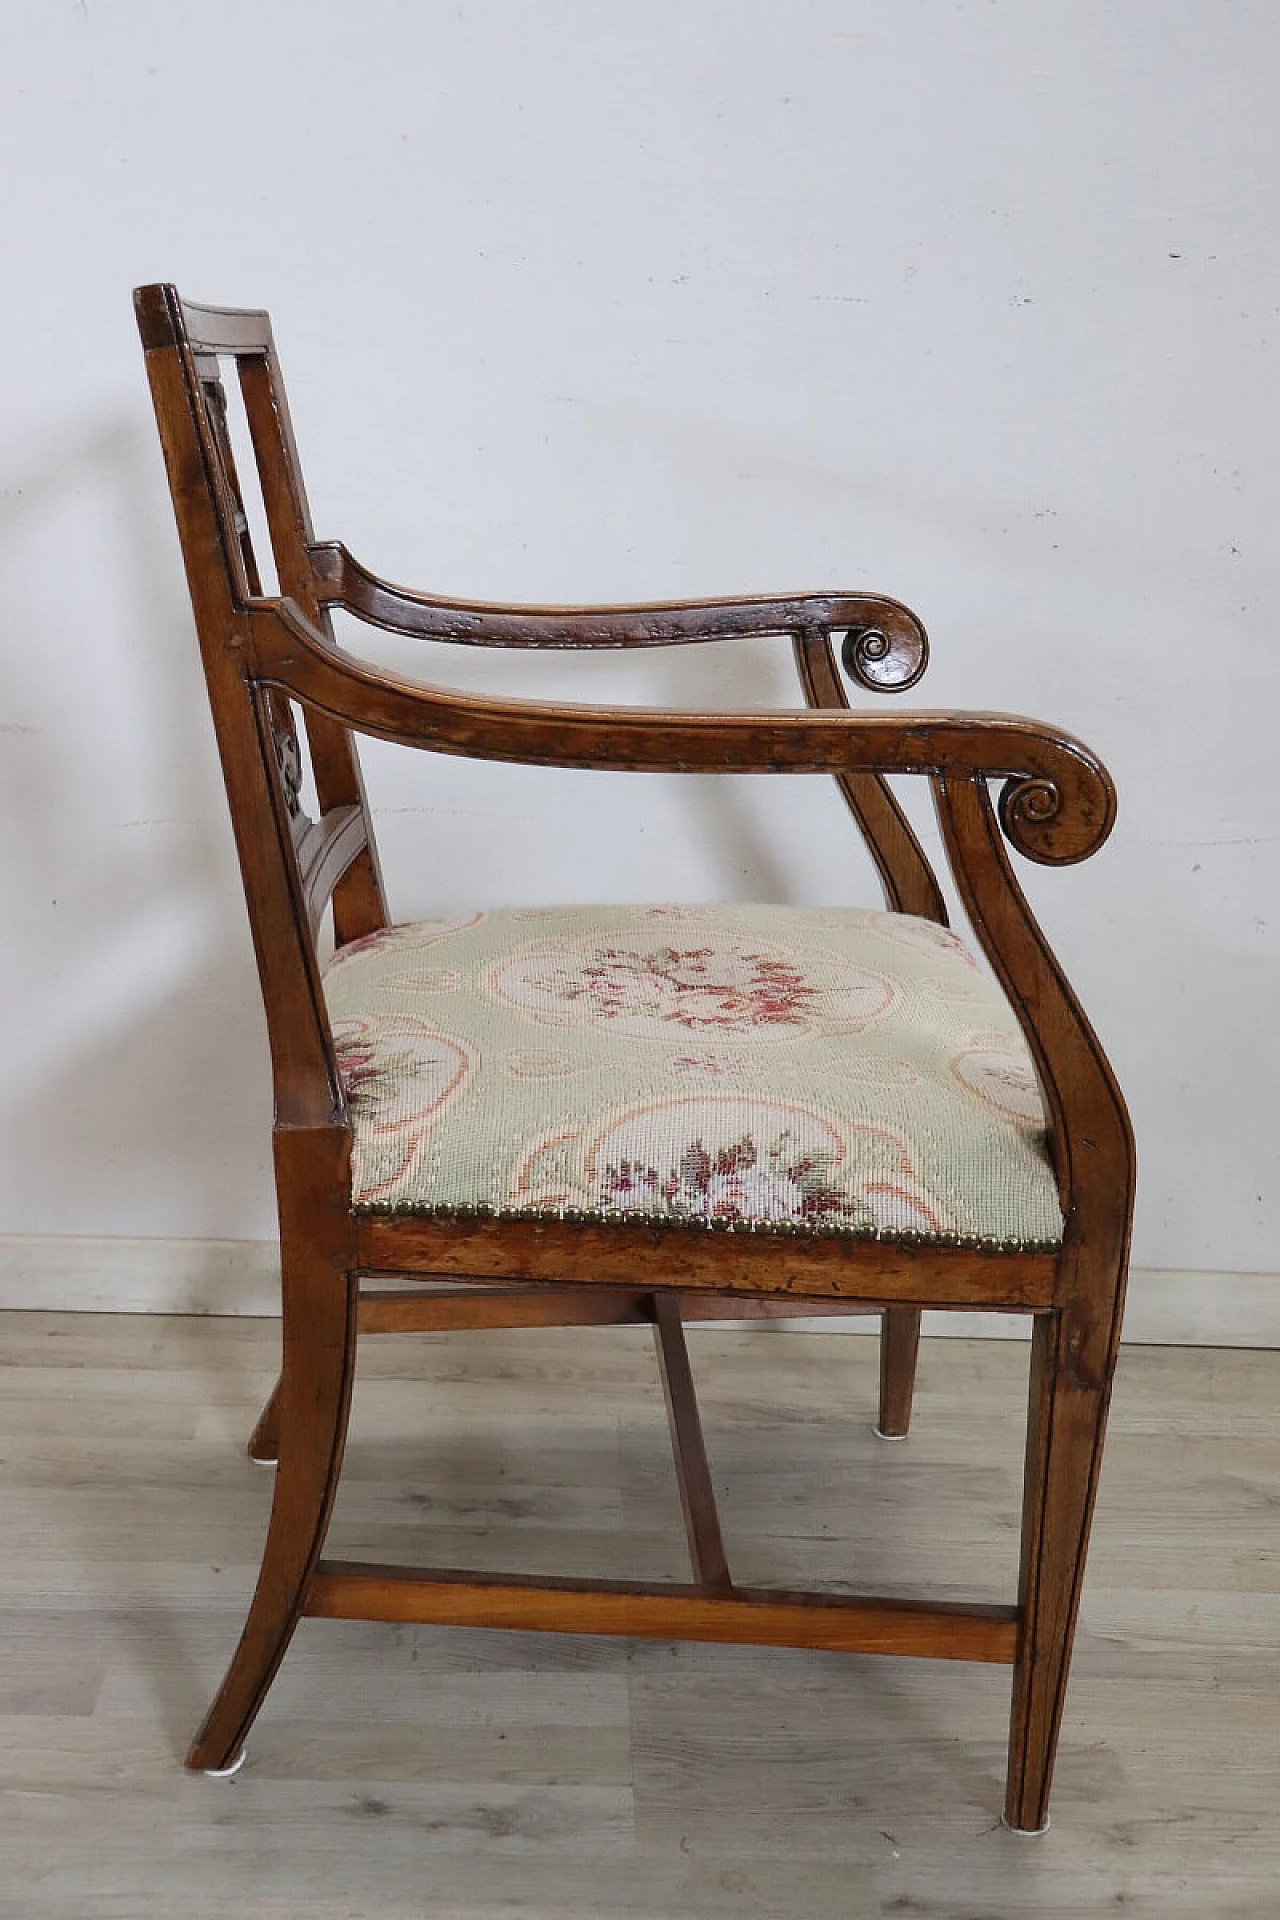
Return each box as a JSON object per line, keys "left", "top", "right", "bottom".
{"left": 135, "top": 283, "right": 1133, "bottom": 1833}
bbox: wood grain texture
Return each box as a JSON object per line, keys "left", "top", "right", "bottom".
{"left": 236, "top": 353, "right": 388, "bottom": 945}
{"left": 792, "top": 626, "right": 948, "bottom": 921}
{"left": 934, "top": 774, "right": 1135, "bottom": 1828}
{"left": 186, "top": 1129, "right": 358, "bottom": 1771}
{"left": 353, "top": 1214, "right": 1060, "bottom": 1307}
{"left": 877, "top": 1306, "right": 923, "bottom": 1438}
{"left": 306, "top": 1565, "right": 1017, "bottom": 1663}
{"left": 358, "top": 1286, "right": 884, "bottom": 1334}
{"left": 650, "top": 1294, "right": 731, "bottom": 1590}
{"left": 309, "top": 535, "right": 930, "bottom": 672}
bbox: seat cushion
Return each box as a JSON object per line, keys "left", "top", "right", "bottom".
{"left": 322, "top": 904, "right": 1063, "bottom": 1249}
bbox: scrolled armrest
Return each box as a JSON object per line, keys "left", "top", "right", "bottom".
{"left": 306, "top": 540, "right": 928, "bottom": 693}
{"left": 252, "top": 599, "right": 1114, "bottom": 866}
{"left": 998, "top": 772, "right": 1110, "bottom": 866}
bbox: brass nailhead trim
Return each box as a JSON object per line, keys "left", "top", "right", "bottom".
{"left": 352, "top": 1198, "right": 1061, "bottom": 1254}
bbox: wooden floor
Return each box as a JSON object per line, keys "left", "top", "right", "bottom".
{"left": 2, "top": 1313, "right": 1278, "bottom": 1919}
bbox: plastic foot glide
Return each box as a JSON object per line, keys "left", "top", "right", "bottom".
{"left": 872, "top": 1426, "right": 909, "bottom": 1441}
{"left": 1001, "top": 1812, "right": 1050, "bottom": 1836}
{"left": 203, "top": 1750, "right": 247, "bottom": 1779}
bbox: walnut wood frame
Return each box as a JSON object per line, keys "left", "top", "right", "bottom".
{"left": 135, "top": 283, "right": 1134, "bottom": 1833}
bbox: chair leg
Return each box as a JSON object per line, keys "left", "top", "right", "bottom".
{"left": 248, "top": 1374, "right": 282, "bottom": 1464}
{"left": 187, "top": 1263, "right": 357, "bottom": 1773}
{"left": 1004, "top": 1309, "right": 1113, "bottom": 1834}
{"left": 875, "top": 1307, "right": 922, "bottom": 1438}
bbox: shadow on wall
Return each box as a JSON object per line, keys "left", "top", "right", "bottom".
{"left": 0, "top": 411, "right": 276, "bottom": 1244}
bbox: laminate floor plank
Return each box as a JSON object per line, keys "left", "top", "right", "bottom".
{"left": 0, "top": 1310, "right": 1277, "bottom": 1917}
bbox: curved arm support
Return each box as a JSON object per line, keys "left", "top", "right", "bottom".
{"left": 934, "top": 774, "right": 1134, "bottom": 1839}
{"left": 932, "top": 774, "right": 1134, "bottom": 1363}
{"left": 249, "top": 601, "right": 1116, "bottom": 867}
{"left": 793, "top": 628, "right": 948, "bottom": 922}
{"left": 307, "top": 541, "right": 928, "bottom": 691}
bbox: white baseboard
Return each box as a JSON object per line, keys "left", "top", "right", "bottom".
{"left": 0, "top": 1234, "right": 281, "bottom": 1318}
{"left": 0, "top": 1234, "right": 1275, "bottom": 1347}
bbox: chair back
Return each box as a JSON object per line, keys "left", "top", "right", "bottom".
{"left": 135, "top": 283, "right": 385, "bottom": 1127}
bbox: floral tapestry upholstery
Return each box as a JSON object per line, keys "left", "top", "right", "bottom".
{"left": 321, "top": 904, "right": 1064, "bottom": 1249}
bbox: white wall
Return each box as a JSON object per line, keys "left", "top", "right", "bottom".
{"left": 1, "top": 1, "right": 1276, "bottom": 1275}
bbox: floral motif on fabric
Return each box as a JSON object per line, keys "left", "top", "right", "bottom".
{"left": 331, "top": 1018, "right": 471, "bottom": 1201}
{"left": 489, "top": 936, "right": 895, "bottom": 1041}
{"left": 599, "top": 1132, "right": 873, "bottom": 1229}
{"left": 508, "top": 1097, "right": 952, "bottom": 1235}
{"left": 333, "top": 1019, "right": 469, "bottom": 1118}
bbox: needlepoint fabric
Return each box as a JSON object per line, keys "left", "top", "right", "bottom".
{"left": 322, "top": 904, "right": 1063, "bottom": 1248}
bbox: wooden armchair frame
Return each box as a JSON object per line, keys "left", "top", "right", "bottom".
{"left": 135, "top": 282, "right": 1133, "bottom": 1833}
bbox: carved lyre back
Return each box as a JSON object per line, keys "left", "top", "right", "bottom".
{"left": 135, "top": 284, "right": 384, "bottom": 1128}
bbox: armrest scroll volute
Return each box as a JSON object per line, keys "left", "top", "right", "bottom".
{"left": 998, "top": 755, "right": 1117, "bottom": 867}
